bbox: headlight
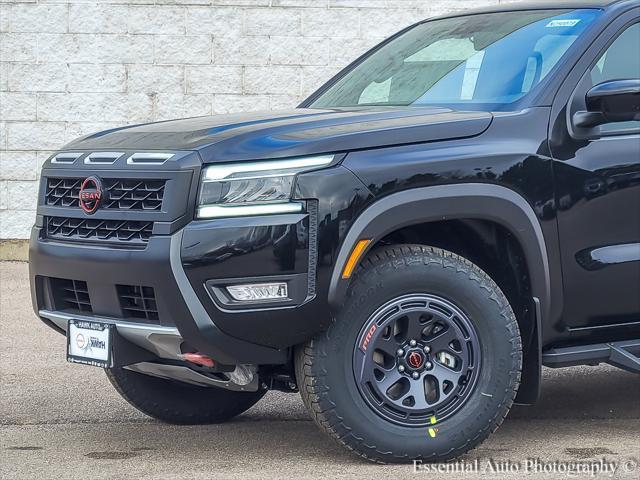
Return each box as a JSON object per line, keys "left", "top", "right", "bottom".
{"left": 197, "top": 155, "right": 334, "bottom": 219}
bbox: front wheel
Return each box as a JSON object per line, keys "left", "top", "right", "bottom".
{"left": 296, "top": 245, "right": 522, "bottom": 463}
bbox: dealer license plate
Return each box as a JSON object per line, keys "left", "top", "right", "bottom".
{"left": 67, "top": 319, "right": 113, "bottom": 368}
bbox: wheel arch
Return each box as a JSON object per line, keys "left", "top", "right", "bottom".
{"left": 328, "top": 184, "right": 549, "bottom": 404}
{"left": 329, "top": 184, "right": 550, "bottom": 317}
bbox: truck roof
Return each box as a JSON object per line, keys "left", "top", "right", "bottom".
{"left": 441, "top": 0, "right": 630, "bottom": 16}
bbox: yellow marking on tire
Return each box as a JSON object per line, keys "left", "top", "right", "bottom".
{"left": 427, "top": 416, "right": 438, "bottom": 437}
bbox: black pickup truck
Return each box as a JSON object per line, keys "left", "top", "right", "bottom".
{"left": 30, "top": 0, "right": 639, "bottom": 463}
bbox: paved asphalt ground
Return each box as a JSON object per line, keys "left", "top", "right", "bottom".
{"left": 1, "top": 261, "right": 639, "bottom": 479}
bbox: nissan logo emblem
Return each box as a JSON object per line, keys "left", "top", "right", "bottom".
{"left": 79, "top": 176, "right": 104, "bottom": 214}
{"left": 408, "top": 351, "right": 424, "bottom": 369}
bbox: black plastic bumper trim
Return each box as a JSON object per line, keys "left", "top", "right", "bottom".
{"left": 169, "top": 230, "right": 287, "bottom": 365}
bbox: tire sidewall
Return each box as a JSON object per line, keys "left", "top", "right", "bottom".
{"left": 318, "top": 249, "right": 520, "bottom": 459}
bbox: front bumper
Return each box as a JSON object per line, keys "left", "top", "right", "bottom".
{"left": 30, "top": 156, "right": 372, "bottom": 366}
{"left": 39, "top": 309, "right": 182, "bottom": 360}
{"left": 30, "top": 228, "right": 287, "bottom": 365}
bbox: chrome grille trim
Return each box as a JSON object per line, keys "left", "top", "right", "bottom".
{"left": 126, "top": 152, "right": 174, "bottom": 165}
{"left": 84, "top": 152, "right": 124, "bottom": 164}
{"left": 52, "top": 153, "right": 82, "bottom": 164}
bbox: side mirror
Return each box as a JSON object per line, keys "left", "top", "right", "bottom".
{"left": 573, "top": 79, "right": 640, "bottom": 128}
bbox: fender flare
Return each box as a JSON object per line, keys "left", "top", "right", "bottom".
{"left": 328, "top": 183, "right": 551, "bottom": 325}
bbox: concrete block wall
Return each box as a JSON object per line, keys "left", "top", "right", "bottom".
{"left": 0, "top": 0, "right": 504, "bottom": 240}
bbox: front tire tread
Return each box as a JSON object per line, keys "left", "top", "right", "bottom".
{"left": 296, "top": 245, "right": 521, "bottom": 463}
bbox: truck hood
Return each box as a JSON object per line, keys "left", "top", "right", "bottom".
{"left": 63, "top": 107, "right": 493, "bottom": 163}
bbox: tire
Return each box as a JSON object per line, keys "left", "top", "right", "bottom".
{"left": 295, "top": 245, "right": 522, "bottom": 463}
{"left": 106, "top": 366, "right": 265, "bottom": 425}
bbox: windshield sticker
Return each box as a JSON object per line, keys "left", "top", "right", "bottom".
{"left": 546, "top": 19, "right": 581, "bottom": 28}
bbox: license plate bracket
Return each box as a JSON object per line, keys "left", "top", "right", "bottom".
{"left": 67, "top": 319, "right": 114, "bottom": 368}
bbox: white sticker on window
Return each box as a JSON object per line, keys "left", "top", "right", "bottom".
{"left": 546, "top": 19, "right": 581, "bottom": 28}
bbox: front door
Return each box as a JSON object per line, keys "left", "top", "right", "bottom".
{"left": 550, "top": 18, "right": 640, "bottom": 339}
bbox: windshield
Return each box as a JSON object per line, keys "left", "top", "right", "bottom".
{"left": 309, "top": 9, "right": 601, "bottom": 110}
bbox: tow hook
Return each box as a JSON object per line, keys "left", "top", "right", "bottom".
{"left": 181, "top": 352, "right": 215, "bottom": 368}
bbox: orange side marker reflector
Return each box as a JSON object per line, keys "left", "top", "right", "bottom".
{"left": 342, "top": 239, "right": 371, "bottom": 279}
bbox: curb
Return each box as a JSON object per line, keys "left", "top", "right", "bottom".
{"left": 0, "top": 240, "right": 29, "bottom": 262}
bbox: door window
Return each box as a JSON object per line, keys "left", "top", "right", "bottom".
{"left": 590, "top": 23, "right": 640, "bottom": 132}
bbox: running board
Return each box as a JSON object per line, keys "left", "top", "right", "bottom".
{"left": 542, "top": 339, "right": 640, "bottom": 373}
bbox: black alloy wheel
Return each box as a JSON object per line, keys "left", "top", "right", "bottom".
{"left": 353, "top": 294, "right": 481, "bottom": 426}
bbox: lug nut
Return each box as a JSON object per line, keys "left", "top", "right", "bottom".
{"left": 409, "top": 339, "right": 417, "bottom": 347}
{"left": 412, "top": 371, "right": 420, "bottom": 379}
{"left": 426, "top": 361, "right": 433, "bottom": 370}
{"left": 398, "top": 365, "right": 405, "bottom": 373}
{"left": 396, "top": 348, "right": 405, "bottom": 356}
{"left": 424, "top": 346, "right": 431, "bottom": 353}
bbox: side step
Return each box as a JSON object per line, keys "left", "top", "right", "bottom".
{"left": 542, "top": 339, "right": 640, "bottom": 373}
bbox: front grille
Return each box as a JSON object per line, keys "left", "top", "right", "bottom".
{"left": 50, "top": 278, "right": 92, "bottom": 313}
{"left": 46, "top": 178, "right": 165, "bottom": 211}
{"left": 45, "top": 178, "right": 82, "bottom": 207}
{"left": 117, "top": 285, "right": 159, "bottom": 322}
{"left": 45, "top": 216, "right": 153, "bottom": 245}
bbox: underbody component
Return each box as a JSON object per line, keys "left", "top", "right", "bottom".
{"left": 542, "top": 339, "right": 640, "bottom": 373}
{"left": 39, "top": 309, "right": 259, "bottom": 391}
{"left": 124, "top": 362, "right": 259, "bottom": 392}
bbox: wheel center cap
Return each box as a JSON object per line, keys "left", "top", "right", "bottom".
{"left": 406, "top": 350, "right": 425, "bottom": 369}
